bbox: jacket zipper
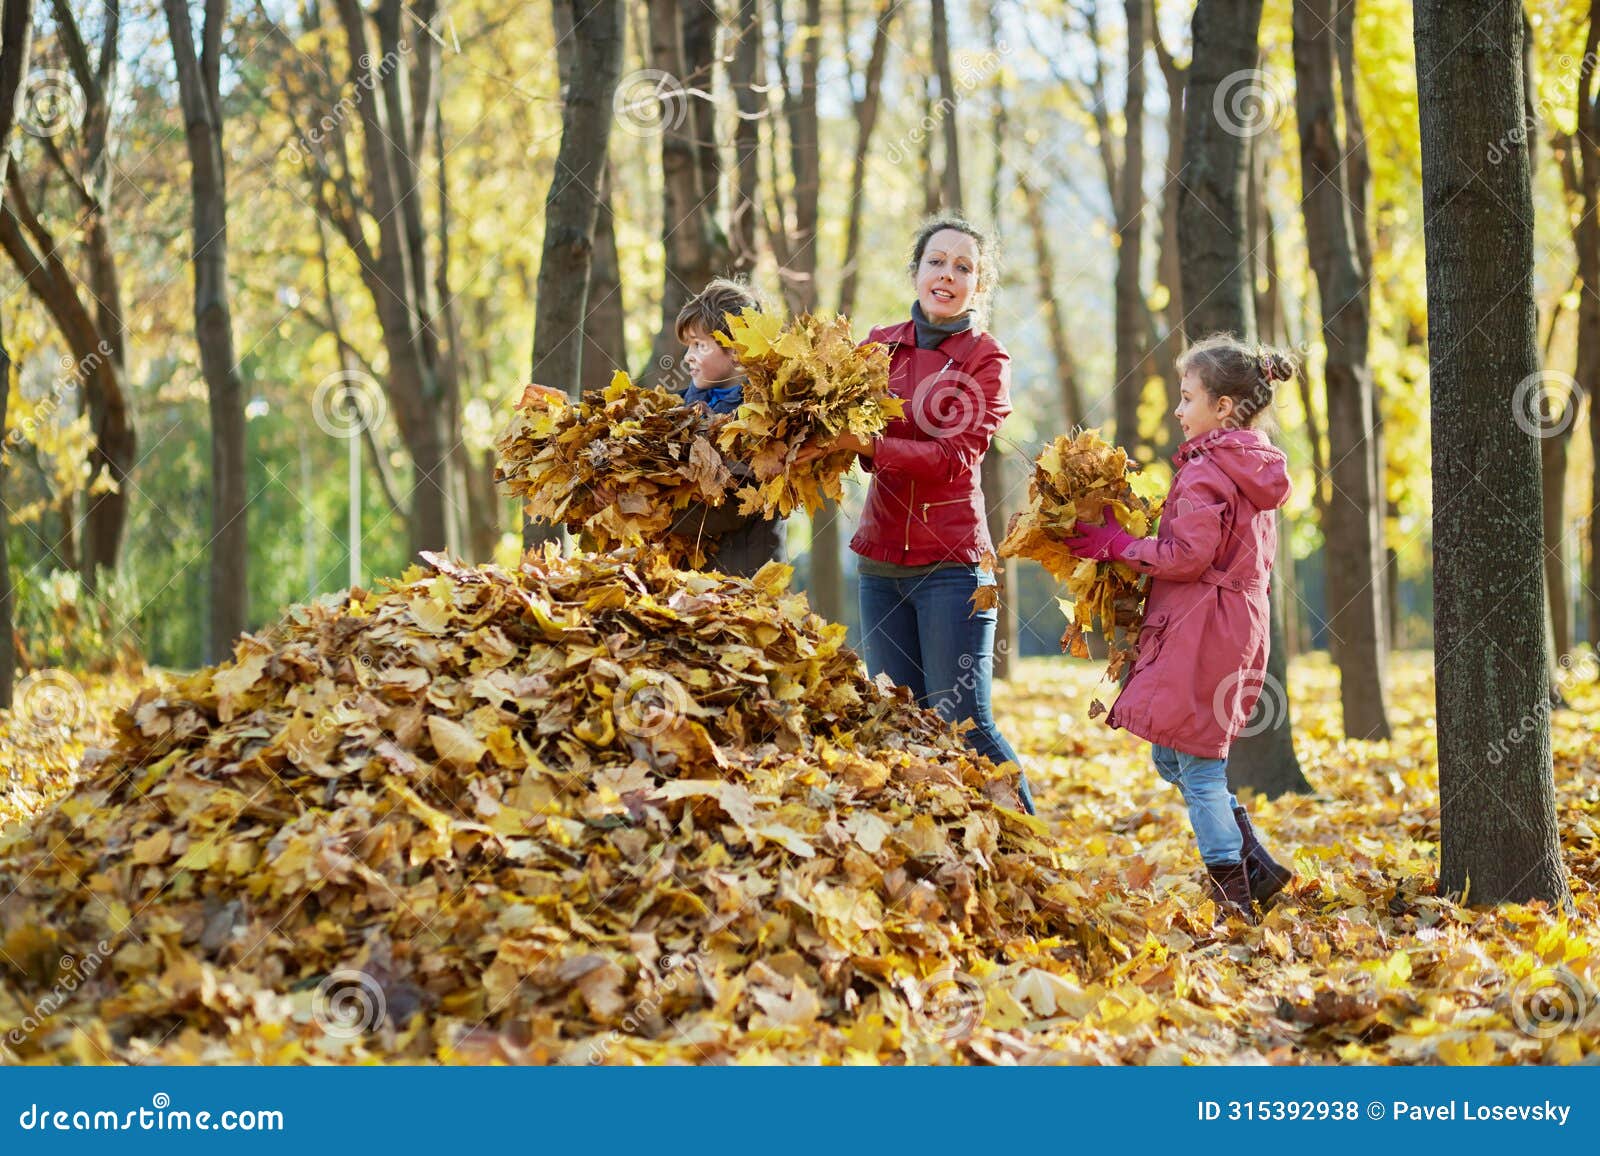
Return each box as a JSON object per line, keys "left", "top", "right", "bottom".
{"left": 900, "top": 355, "right": 958, "bottom": 556}
{"left": 904, "top": 479, "right": 915, "bottom": 554}
{"left": 921, "top": 497, "right": 964, "bottom": 520}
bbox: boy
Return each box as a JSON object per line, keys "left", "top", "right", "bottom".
{"left": 669, "top": 279, "right": 786, "bottom": 577}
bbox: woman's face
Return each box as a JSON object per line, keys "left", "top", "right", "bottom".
{"left": 914, "top": 229, "right": 981, "bottom": 322}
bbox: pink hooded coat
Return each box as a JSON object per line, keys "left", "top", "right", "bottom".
{"left": 1105, "top": 427, "right": 1293, "bottom": 759}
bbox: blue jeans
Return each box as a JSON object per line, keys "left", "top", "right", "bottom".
{"left": 859, "top": 566, "right": 1036, "bottom": 814}
{"left": 1151, "top": 744, "right": 1243, "bottom": 866}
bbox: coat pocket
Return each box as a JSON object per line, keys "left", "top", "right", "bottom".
{"left": 1131, "top": 610, "right": 1171, "bottom": 673}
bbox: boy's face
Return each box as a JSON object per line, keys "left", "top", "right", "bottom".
{"left": 681, "top": 324, "right": 740, "bottom": 387}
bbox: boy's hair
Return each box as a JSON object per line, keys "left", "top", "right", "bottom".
{"left": 675, "top": 278, "right": 761, "bottom": 342}
{"left": 1176, "top": 333, "right": 1296, "bottom": 432}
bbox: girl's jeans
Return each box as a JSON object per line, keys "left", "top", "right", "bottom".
{"left": 1151, "top": 744, "right": 1244, "bottom": 866}
{"left": 859, "top": 565, "right": 1037, "bottom": 814}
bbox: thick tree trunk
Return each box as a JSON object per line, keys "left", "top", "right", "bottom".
{"left": 729, "top": 1, "right": 763, "bottom": 277}
{"left": 527, "top": 0, "right": 622, "bottom": 550}
{"left": 1293, "top": 0, "right": 1390, "bottom": 739}
{"left": 644, "top": 0, "right": 728, "bottom": 383}
{"left": 1178, "top": 0, "right": 1263, "bottom": 340}
{"left": 1414, "top": 0, "right": 1570, "bottom": 908}
{"left": 1179, "top": 0, "right": 1309, "bottom": 796}
{"left": 165, "top": 0, "right": 248, "bottom": 662}
{"left": 0, "top": 0, "right": 31, "bottom": 706}
{"left": 1114, "top": 0, "right": 1147, "bottom": 450}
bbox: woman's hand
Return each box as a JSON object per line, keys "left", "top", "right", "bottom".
{"left": 794, "top": 433, "right": 874, "bottom": 466}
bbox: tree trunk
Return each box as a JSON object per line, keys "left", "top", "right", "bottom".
{"left": 1180, "top": 0, "right": 1310, "bottom": 795}
{"left": 838, "top": 0, "right": 899, "bottom": 318}
{"left": 1114, "top": 0, "right": 1147, "bottom": 450}
{"left": 985, "top": 0, "right": 1016, "bottom": 679}
{"left": 1414, "top": 0, "right": 1570, "bottom": 908}
{"left": 930, "top": 0, "right": 963, "bottom": 212}
{"left": 1178, "top": 0, "right": 1263, "bottom": 340}
{"left": 1021, "top": 175, "right": 1085, "bottom": 428}
{"left": 0, "top": 0, "right": 29, "bottom": 707}
{"left": 1151, "top": 8, "right": 1188, "bottom": 453}
{"left": 644, "top": 0, "right": 728, "bottom": 382}
{"left": 1293, "top": 0, "right": 1391, "bottom": 740}
{"left": 165, "top": 0, "right": 248, "bottom": 662}
{"left": 729, "top": 1, "right": 764, "bottom": 277}
{"left": 526, "top": 0, "right": 622, "bottom": 550}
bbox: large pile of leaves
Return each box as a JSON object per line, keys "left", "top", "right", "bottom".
{"left": 494, "top": 377, "right": 733, "bottom": 566}
{"left": 716, "top": 309, "right": 899, "bottom": 517}
{"left": 1, "top": 668, "right": 144, "bottom": 829}
{"left": 0, "top": 550, "right": 1092, "bottom": 1064}
{"left": 999, "top": 430, "right": 1162, "bottom": 684}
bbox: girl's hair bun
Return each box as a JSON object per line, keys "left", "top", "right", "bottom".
{"left": 1258, "top": 349, "right": 1295, "bottom": 384}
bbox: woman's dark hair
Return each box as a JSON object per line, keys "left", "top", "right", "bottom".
{"left": 1176, "top": 333, "right": 1295, "bottom": 432}
{"left": 907, "top": 216, "right": 999, "bottom": 324}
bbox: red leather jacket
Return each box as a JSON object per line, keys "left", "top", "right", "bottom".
{"left": 850, "top": 320, "right": 1011, "bottom": 566}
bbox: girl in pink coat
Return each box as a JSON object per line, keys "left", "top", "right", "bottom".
{"left": 1065, "top": 335, "right": 1297, "bottom": 922}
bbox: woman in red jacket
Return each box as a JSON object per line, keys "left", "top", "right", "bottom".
{"left": 818, "top": 218, "right": 1034, "bottom": 814}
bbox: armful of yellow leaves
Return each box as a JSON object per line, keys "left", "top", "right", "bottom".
{"left": 998, "top": 429, "right": 1165, "bottom": 687}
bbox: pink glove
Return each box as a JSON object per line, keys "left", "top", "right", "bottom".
{"left": 1062, "top": 520, "right": 1137, "bottom": 561}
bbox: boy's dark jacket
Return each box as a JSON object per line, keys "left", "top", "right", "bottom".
{"left": 671, "top": 381, "right": 786, "bottom": 577}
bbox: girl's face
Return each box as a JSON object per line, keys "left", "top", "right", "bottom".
{"left": 1175, "top": 369, "right": 1236, "bottom": 442}
{"left": 681, "top": 325, "right": 740, "bottom": 386}
{"left": 914, "top": 229, "right": 981, "bottom": 321}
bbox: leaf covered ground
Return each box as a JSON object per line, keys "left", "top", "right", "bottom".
{"left": 0, "top": 575, "right": 1596, "bottom": 1066}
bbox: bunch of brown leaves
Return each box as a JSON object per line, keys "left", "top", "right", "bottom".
{"left": 494, "top": 377, "right": 734, "bottom": 566}
{"left": 999, "top": 430, "right": 1162, "bottom": 684}
{"left": 715, "top": 310, "right": 899, "bottom": 517}
{"left": 0, "top": 549, "right": 1089, "bottom": 1064}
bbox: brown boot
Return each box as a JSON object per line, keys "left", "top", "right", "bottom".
{"left": 1205, "top": 861, "right": 1258, "bottom": 924}
{"left": 1233, "top": 805, "right": 1292, "bottom": 904}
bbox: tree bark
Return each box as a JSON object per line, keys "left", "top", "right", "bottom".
{"left": 1414, "top": 0, "right": 1570, "bottom": 908}
{"left": 838, "top": 0, "right": 900, "bottom": 318}
{"left": 1178, "top": 0, "right": 1263, "bottom": 340}
{"left": 1021, "top": 174, "right": 1086, "bottom": 428}
{"left": 729, "top": 1, "right": 764, "bottom": 277}
{"left": 526, "top": 0, "right": 622, "bottom": 549}
{"left": 164, "top": 0, "right": 248, "bottom": 662}
{"left": 1150, "top": 4, "right": 1188, "bottom": 453}
{"left": 1180, "top": 0, "right": 1310, "bottom": 796}
{"left": 0, "top": 0, "right": 32, "bottom": 707}
{"left": 930, "top": 0, "right": 963, "bottom": 212}
{"left": 984, "top": 0, "right": 1016, "bottom": 678}
{"left": 644, "top": 0, "right": 729, "bottom": 383}
{"left": 1114, "top": 0, "right": 1147, "bottom": 450}
{"left": 1293, "top": 0, "right": 1391, "bottom": 739}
